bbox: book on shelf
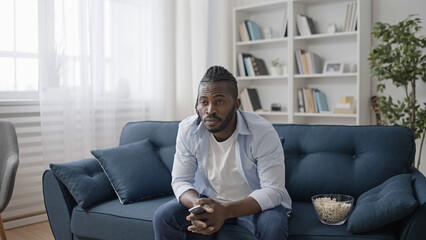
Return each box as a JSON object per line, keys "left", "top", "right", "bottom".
{"left": 297, "top": 89, "right": 305, "bottom": 113}
{"left": 336, "top": 102, "right": 355, "bottom": 109}
{"left": 315, "top": 91, "right": 329, "bottom": 112}
{"left": 295, "top": 49, "right": 321, "bottom": 74}
{"left": 251, "top": 57, "right": 269, "bottom": 76}
{"left": 280, "top": 11, "right": 288, "bottom": 37}
{"left": 238, "top": 53, "right": 268, "bottom": 77}
{"left": 247, "top": 88, "right": 262, "bottom": 111}
{"left": 333, "top": 108, "right": 356, "bottom": 114}
{"left": 237, "top": 53, "right": 252, "bottom": 76}
{"left": 240, "top": 89, "right": 253, "bottom": 111}
{"left": 304, "top": 88, "right": 315, "bottom": 113}
{"left": 298, "top": 88, "right": 329, "bottom": 113}
{"left": 296, "top": 14, "right": 315, "bottom": 36}
{"left": 333, "top": 96, "right": 355, "bottom": 114}
{"left": 245, "top": 20, "right": 263, "bottom": 41}
{"left": 344, "top": 2, "right": 358, "bottom": 32}
{"left": 240, "top": 88, "right": 262, "bottom": 112}
{"left": 243, "top": 57, "right": 255, "bottom": 77}
{"left": 238, "top": 23, "right": 250, "bottom": 41}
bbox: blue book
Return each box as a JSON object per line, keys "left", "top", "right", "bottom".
{"left": 243, "top": 57, "right": 254, "bottom": 76}
{"left": 316, "top": 92, "right": 329, "bottom": 112}
{"left": 245, "top": 20, "right": 262, "bottom": 40}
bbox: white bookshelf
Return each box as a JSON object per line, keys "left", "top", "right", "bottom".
{"left": 233, "top": 0, "right": 371, "bottom": 125}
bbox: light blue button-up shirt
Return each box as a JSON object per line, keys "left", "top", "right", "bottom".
{"left": 171, "top": 110, "right": 292, "bottom": 211}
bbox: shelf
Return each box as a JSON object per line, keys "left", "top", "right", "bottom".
{"left": 257, "top": 111, "right": 288, "bottom": 116}
{"left": 237, "top": 38, "right": 288, "bottom": 47}
{"left": 233, "top": 0, "right": 371, "bottom": 125}
{"left": 234, "top": 0, "right": 286, "bottom": 13}
{"left": 294, "top": 31, "right": 357, "bottom": 41}
{"left": 294, "top": 112, "right": 357, "bottom": 118}
{"left": 294, "top": 73, "right": 357, "bottom": 78}
{"left": 237, "top": 75, "right": 288, "bottom": 81}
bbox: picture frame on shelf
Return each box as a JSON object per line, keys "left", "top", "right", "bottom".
{"left": 323, "top": 61, "right": 344, "bottom": 74}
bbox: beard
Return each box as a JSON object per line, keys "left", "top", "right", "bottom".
{"left": 198, "top": 105, "right": 236, "bottom": 134}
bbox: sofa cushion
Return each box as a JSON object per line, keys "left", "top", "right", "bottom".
{"left": 71, "top": 195, "right": 254, "bottom": 240}
{"left": 347, "top": 174, "right": 418, "bottom": 233}
{"left": 50, "top": 158, "right": 116, "bottom": 209}
{"left": 91, "top": 139, "right": 173, "bottom": 204}
{"left": 288, "top": 202, "right": 398, "bottom": 240}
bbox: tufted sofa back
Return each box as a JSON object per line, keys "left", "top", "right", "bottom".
{"left": 120, "top": 122, "right": 415, "bottom": 202}
{"left": 273, "top": 124, "right": 415, "bottom": 201}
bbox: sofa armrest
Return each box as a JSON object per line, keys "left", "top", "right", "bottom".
{"left": 43, "top": 170, "right": 77, "bottom": 240}
{"left": 399, "top": 167, "right": 426, "bottom": 240}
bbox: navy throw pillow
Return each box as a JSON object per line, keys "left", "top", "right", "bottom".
{"left": 347, "top": 174, "right": 418, "bottom": 233}
{"left": 91, "top": 139, "right": 173, "bottom": 204}
{"left": 50, "top": 158, "right": 116, "bottom": 209}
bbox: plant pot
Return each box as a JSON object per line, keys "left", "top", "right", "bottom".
{"left": 270, "top": 66, "right": 283, "bottom": 76}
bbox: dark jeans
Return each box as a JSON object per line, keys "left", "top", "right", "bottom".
{"left": 153, "top": 198, "right": 288, "bottom": 240}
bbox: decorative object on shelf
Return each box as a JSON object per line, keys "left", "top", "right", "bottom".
{"left": 270, "top": 58, "right": 283, "bottom": 75}
{"left": 327, "top": 23, "right": 336, "bottom": 34}
{"left": 271, "top": 103, "right": 281, "bottom": 112}
{"left": 369, "top": 14, "right": 426, "bottom": 169}
{"left": 263, "top": 26, "right": 273, "bottom": 39}
{"left": 282, "top": 64, "right": 288, "bottom": 76}
{"left": 334, "top": 96, "right": 356, "bottom": 114}
{"left": 323, "top": 61, "right": 344, "bottom": 74}
{"left": 352, "top": 64, "right": 357, "bottom": 73}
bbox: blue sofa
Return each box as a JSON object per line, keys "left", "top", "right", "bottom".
{"left": 43, "top": 121, "right": 426, "bottom": 240}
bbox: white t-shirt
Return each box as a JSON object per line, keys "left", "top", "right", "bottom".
{"left": 207, "top": 130, "right": 253, "bottom": 203}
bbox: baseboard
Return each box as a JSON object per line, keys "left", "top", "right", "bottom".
{"left": 3, "top": 213, "right": 48, "bottom": 230}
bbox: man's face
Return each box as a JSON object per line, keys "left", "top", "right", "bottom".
{"left": 196, "top": 82, "right": 239, "bottom": 134}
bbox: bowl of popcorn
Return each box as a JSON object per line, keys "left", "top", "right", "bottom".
{"left": 311, "top": 194, "right": 354, "bottom": 225}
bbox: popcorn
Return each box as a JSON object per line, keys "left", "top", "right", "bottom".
{"left": 313, "top": 197, "right": 352, "bottom": 224}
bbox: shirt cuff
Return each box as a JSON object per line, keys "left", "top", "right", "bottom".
{"left": 174, "top": 184, "right": 197, "bottom": 202}
{"left": 249, "top": 189, "right": 275, "bottom": 211}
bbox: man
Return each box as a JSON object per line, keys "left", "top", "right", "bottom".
{"left": 153, "top": 66, "right": 291, "bottom": 240}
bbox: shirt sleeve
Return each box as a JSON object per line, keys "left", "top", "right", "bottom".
{"left": 248, "top": 128, "right": 286, "bottom": 211}
{"left": 171, "top": 121, "right": 198, "bottom": 201}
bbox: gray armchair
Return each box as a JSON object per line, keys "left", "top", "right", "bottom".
{"left": 0, "top": 121, "right": 19, "bottom": 240}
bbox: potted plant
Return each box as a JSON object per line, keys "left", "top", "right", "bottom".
{"left": 369, "top": 14, "right": 426, "bottom": 169}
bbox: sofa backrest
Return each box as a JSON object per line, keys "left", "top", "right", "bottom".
{"left": 120, "top": 121, "right": 180, "bottom": 172}
{"left": 120, "top": 122, "right": 415, "bottom": 202}
{"left": 273, "top": 124, "right": 415, "bottom": 201}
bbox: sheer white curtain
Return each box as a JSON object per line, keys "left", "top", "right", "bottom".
{"left": 38, "top": 0, "right": 231, "bottom": 164}
{"left": 39, "top": 0, "right": 176, "bottom": 164}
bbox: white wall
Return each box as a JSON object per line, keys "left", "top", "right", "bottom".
{"left": 371, "top": 0, "right": 426, "bottom": 175}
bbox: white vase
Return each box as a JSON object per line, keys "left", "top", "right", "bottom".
{"left": 270, "top": 66, "right": 283, "bottom": 76}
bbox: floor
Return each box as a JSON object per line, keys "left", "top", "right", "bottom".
{"left": 5, "top": 221, "right": 54, "bottom": 240}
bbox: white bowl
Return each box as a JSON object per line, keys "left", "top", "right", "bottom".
{"left": 311, "top": 194, "right": 354, "bottom": 225}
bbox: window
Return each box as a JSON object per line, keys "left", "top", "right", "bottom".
{"left": 0, "top": 0, "right": 39, "bottom": 95}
